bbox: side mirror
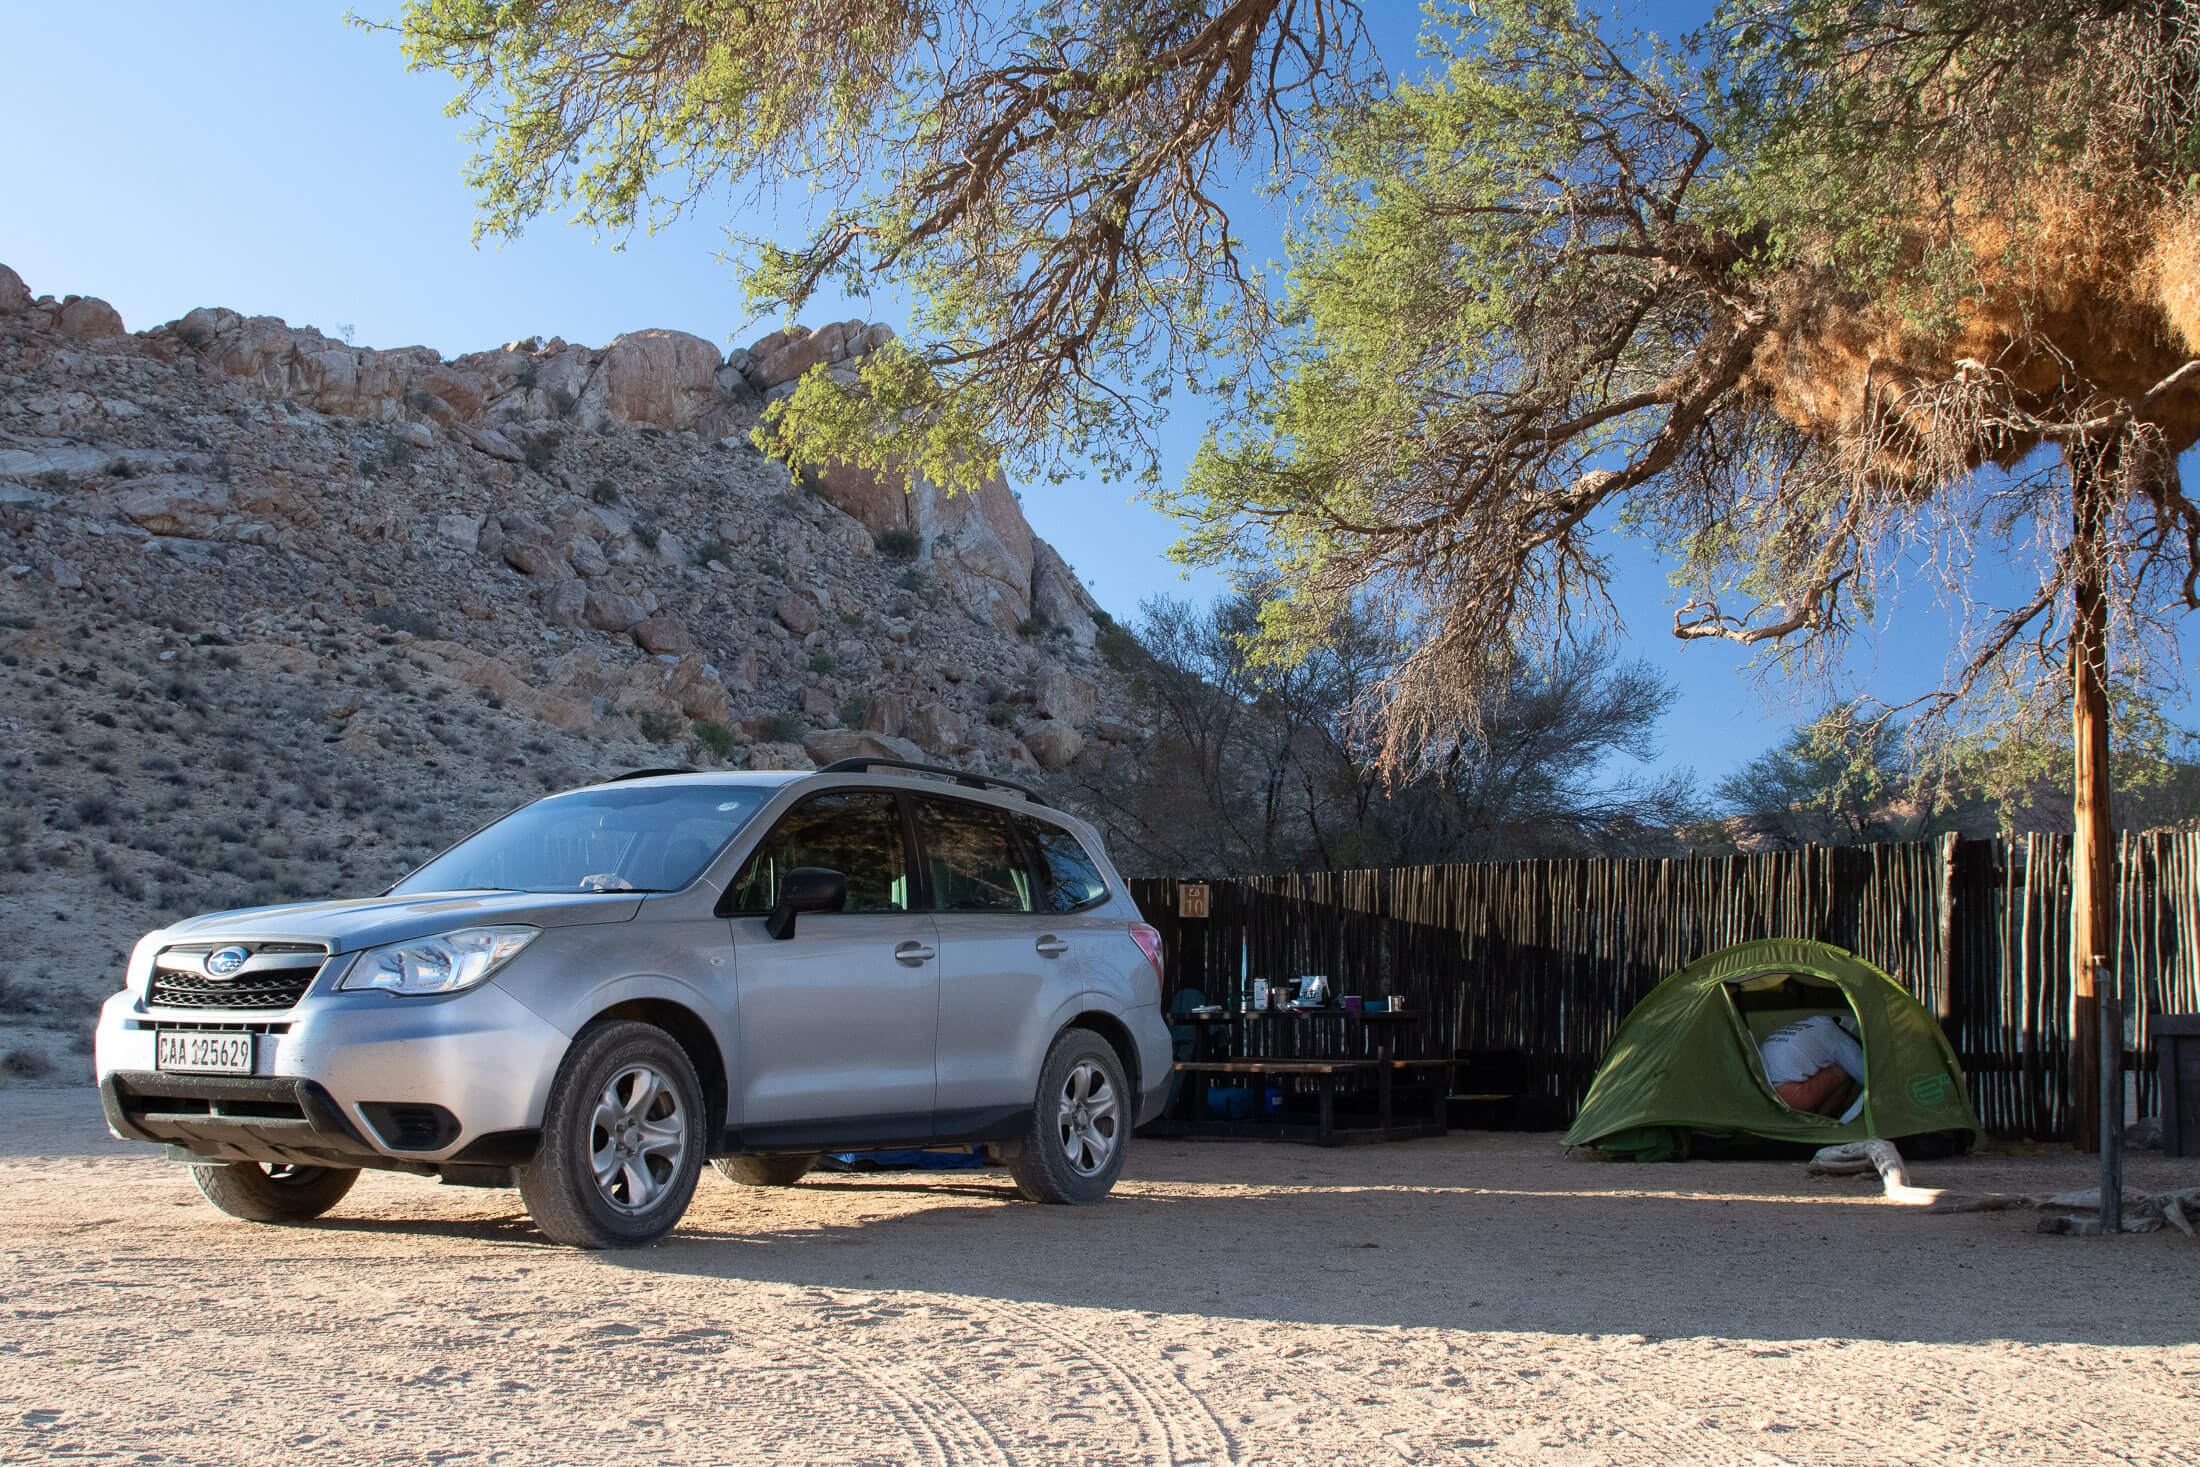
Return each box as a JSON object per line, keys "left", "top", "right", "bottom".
{"left": 766, "top": 866, "right": 847, "bottom": 941}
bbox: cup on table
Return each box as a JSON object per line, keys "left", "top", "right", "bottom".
{"left": 1365, "top": 997, "right": 1388, "bottom": 1013}
{"left": 1342, "top": 995, "right": 1364, "bottom": 1015}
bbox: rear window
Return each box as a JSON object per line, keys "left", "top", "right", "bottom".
{"left": 915, "top": 797, "right": 1035, "bottom": 913}
{"left": 1016, "top": 815, "right": 1110, "bottom": 913}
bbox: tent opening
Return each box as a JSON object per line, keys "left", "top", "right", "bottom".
{"left": 1724, "top": 972, "right": 1865, "bottom": 1121}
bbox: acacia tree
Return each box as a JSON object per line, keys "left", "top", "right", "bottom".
{"left": 385, "top": 0, "right": 1375, "bottom": 489}
{"left": 1178, "top": 0, "right": 2200, "bottom": 1142}
{"left": 1073, "top": 586, "right": 1694, "bottom": 873}
{"left": 1714, "top": 710, "right": 1944, "bottom": 848}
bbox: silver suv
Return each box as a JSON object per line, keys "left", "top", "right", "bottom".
{"left": 93, "top": 759, "right": 1172, "bottom": 1248}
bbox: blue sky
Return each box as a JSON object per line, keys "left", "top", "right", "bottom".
{"left": 3, "top": 3, "right": 2182, "bottom": 789}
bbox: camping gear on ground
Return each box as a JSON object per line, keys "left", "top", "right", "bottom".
{"left": 1564, "top": 938, "right": 1982, "bottom": 1160}
{"left": 1807, "top": 1139, "right": 1942, "bottom": 1204}
{"left": 821, "top": 1148, "right": 986, "bottom": 1171}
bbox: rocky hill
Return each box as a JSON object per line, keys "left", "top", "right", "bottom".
{"left": 0, "top": 263, "right": 1148, "bottom": 1082}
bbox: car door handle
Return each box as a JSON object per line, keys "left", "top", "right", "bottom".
{"left": 1035, "top": 936, "right": 1069, "bottom": 957}
{"left": 894, "top": 941, "right": 935, "bottom": 964}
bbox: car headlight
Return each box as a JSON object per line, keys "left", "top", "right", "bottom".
{"left": 338, "top": 926, "right": 540, "bottom": 996}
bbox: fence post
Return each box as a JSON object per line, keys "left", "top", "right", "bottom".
{"left": 2098, "top": 956, "right": 2123, "bottom": 1234}
{"left": 1937, "top": 831, "right": 1961, "bottom": 1026}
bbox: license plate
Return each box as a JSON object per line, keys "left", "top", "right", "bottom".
{"left": 155, "top": 1031, "right": 255, "bottom": 1075}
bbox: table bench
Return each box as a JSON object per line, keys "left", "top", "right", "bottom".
{"left": 1169, "top": 1057, "right": 1450, "bottom": 1146}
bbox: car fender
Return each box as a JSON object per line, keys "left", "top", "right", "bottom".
{"left": 1038, "top": 987, "right": 1146, "bottom": 1092}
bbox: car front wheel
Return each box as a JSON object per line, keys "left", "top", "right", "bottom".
{"left": 190, "top": 1161, "right": 359, "bottom": 1222}
{"left": 517, "top": 1020, "right": 706, "bottom": 1249}
{"left": 1009, "top": 1028, "right": 1130, "bottom": 1205}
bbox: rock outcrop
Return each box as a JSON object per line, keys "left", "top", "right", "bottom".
{"left": 0, "top": 261, "right": 1135, "bottom": 780}
{"left": 136, "top": 292, "right": 1093, "bottom": 646}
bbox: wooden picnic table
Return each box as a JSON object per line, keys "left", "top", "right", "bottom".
{"left": 1164, "top": 1009, "right": 1449, "bottom": 1145}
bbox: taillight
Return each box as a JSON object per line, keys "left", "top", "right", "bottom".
{"left": 1130, "top": 923, "right": 1164, "bottom": 985}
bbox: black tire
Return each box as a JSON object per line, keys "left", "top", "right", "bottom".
{"left": 516, "top": 1020, "right": 707, "bottom": 1249}
{"left": 1008, "top": 1028, "right": 1130, "bottom": 1205}
{"left": 712, "top": 1153, "right": 818, "bottom": 1187}
{"left": 190, "top": 1161, "right": 359, "bottom": 1223}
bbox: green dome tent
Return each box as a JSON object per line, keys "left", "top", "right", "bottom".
{"left": 1564, "top": 939, "right": 1982, "bottom": 1160}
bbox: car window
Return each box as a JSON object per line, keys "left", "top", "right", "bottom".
{"left": 1016, "top": 815, "right": 1111, "bottom": 913}
{"left": 392, "top": 784, "right": 774, "bottom": 895}
{"left": 914, "top": 797, "right": 1035, "bottom": 914}
{"left": 727, "top": 792, "right": 911, "bottom": 914}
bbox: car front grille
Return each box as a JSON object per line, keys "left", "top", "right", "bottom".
{"left": 148, "top": 942, "right": 329, "bottom": 1011}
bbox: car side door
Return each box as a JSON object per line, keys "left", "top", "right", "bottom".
{"left": 724, "top": 789, "right": 939, "bottom": 1146}
{"left": 913, "top": 794, "right": 1065, "bottom": 1133}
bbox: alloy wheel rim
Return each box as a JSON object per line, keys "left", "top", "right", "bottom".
{"left": 589, "top": 1062, "right": 688, "bottom": 1213}
{"left": 1055, "top": 1060, "right": 1120, "bottom": 1176}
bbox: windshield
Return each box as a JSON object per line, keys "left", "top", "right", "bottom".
{"left": 391, "top": 784, "right": 777, "bottom": 896}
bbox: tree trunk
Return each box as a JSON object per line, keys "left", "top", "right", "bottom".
{"left": 2068, "top": 442, "right": 2116, "bottom": 1152}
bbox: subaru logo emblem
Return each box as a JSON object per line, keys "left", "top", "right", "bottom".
{"left": 206, "top": 946, "right": 249, "bottom": 978}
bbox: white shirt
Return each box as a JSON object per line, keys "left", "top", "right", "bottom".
{"left": 1759, "top": 1016, "right": 1867, "bottom": 1123}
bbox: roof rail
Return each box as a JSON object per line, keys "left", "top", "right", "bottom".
{"left": 818, "top": 757, "right": 1040, "bottom": 802}
{"left": 602, "top": 766, "right": 699, "bottom": 783}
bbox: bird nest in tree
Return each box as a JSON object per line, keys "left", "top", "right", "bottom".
{"left": 1742, "top": 185, "right": 2200, "bottom": 491}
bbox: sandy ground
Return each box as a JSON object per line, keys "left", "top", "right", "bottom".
{"left": 3, "top": 1091, "right": 2197, "bottom": 1466}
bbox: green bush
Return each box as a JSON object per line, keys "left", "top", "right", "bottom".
{"left": 1016, "top": 614, "right": 1046, "bottom": 639}
{"left": 693, "top": 720, "right": 735, "bottom": 759}
{"left": 838, "top": 695, "right": 870, "bottom": 729}
{"left": 1096, "top": 617, "right": 1145, "bottom": 672}
{"left": 637, "top": 710, "right": 684, "bottom": 743}
{"left": 809, "top": 651, "right": 836, "bottom": 675}
{"left": 986, "top": 700, "right": 1016, "bottom": 728}
{"left": 591, "top": 479, "right": 621, "bottom": 505}
{"left": 760, "top": 712, "right": 804, "bottom": 744}
{"left": 693, "top": 537, "right": 733, "bottom": 567}
{"left": 876, "top": 527, "right": 921, "bottom": 560}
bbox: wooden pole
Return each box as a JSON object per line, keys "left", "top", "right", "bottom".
{"left": 2069, "top": 441, "right": 2116, "bottom": 1153}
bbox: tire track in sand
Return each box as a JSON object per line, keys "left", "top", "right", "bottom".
{"left": 789, "top": 1297, "right": 1017, "bottom": 1467}
{"left": 982, "top": 1299, "right": 1246, "bottom": 1466}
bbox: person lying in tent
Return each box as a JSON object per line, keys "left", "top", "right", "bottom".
{"left": 1758, "top": 1014, "right": 1867, "bottom": 1122}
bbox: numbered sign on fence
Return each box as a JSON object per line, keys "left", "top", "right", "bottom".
{"left": 1178, "top": 883, "right": 1211, "bottom": 920}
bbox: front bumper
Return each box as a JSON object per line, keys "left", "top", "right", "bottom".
{"left": 95, "top": 974, "right": 570, "bottom": 1168}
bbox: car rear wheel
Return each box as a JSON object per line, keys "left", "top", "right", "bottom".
{"left": 190, "top": 1161, "right": 359, "bottom": 1222}
{"left": 712, "top": 1153, "right": 818, "bottom": 1186}
{"left": 517, "top": 1020, "right": 706, "bottom": 1249}
{"left": 1008, "top": 1028, "right": 1129, "bottom": 1205}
